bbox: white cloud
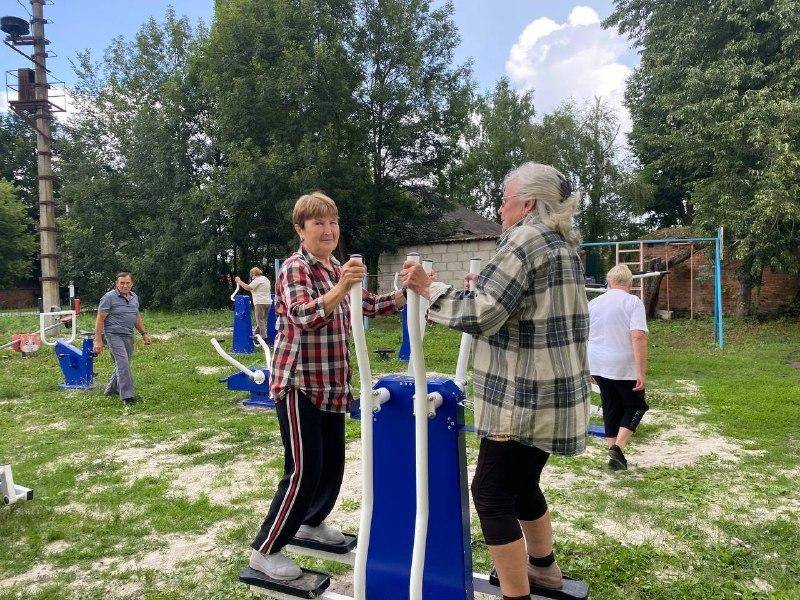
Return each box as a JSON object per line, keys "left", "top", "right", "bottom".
{"left": 505, "top": 5, "right": 633, "bottom": 135}
{"left": 568, "top": 6, "right": 601, "bottom": 26}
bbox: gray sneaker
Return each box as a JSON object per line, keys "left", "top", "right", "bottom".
{"left": 295, "top": 522, "right": 346, "bottom": 545}
{"left": 249, "top": 549, "right": 302, "bottom": 581}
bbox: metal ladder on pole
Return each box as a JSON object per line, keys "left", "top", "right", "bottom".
{"left": 615, "top": 242, "right": 645, "bottom": 299}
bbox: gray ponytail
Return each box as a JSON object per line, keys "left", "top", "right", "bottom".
{"left": 503, "top": 162, "right": 582, "bottom": 246}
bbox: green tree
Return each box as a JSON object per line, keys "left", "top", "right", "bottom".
{"left": 60, "top": 9, "right": 219, "bottom": 307}
{"left": 457, "top": 77, "right": 535, "bottom": 216}
{"left": 0, "top": 114, "right": 37, "bottom": 220}
{"left": 0, "top": 179, "right": 37, "bottom": 287}
{"left": 606, "top": 0, "right": 800, "bottom": 314}
{"left": 199, "top": 0, "right": 367, "bottom": 272}
{"left": 350, "top": 0, "right": 474, "bottom": 283}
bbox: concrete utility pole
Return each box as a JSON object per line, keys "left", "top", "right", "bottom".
{"left": 30, "top": 0, "right": 60, "bottom": 311}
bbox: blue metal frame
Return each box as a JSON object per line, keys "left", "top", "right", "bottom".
{"left": 366, "top": 375, "right": 473, "bottom": 599}
{"left": 222, "top": 368, "right": 274, "bottom": 409}
{"left": 54, "top": 336, "right": 94, "bottom": 389}
{"left": 398, "top": 305, "right": 411, "bottom": 361}
{"left": 580, "top": 232, "right": 725, "bottom": 348}
{"left": 232, "top": 294, "right": 255, "bottom": 354}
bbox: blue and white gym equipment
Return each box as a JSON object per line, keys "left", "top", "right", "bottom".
{"left": 240, "top": 253, "right": 589, "bottom": 599}
{"left": 231, "top": 283, "right": 255, "bottom": 355}
{"left": 1, "top": 464, "right": 32, "bottom": 505}
{"left": 211, "top": 334, "right": 274, "bottom": 409}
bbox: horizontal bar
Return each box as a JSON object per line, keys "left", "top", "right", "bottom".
{"left": 581, "top": 237, "right": 716, "bottom": 247}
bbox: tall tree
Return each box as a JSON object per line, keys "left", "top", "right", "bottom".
{"left": 200, "top": 0, "right": 368, "bottom": 271}
{"left": 606, "top": 0, "right": 800, "bottom": 314}
{"left": 350, "top": 0, "right": 474, "bottom": 283}
{"left": 0, "top": 179, "right": 37, "bottom": 288}
{"left": 457, "top": 77, "right": 536, "bottom": 216}
{"left": 60, "top": 9, "right": 218, "bottom": 307}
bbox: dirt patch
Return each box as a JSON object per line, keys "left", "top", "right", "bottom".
{"left": 44, "top": 540, "right": 71, "bottom": 555}
{"left": 170, "top": 457, "right": 264, "bottom": 504}
{"left": 117, "top": 520, "right": 236, "bottom": 573}
{"left": 196, "top": 366, "right": 224, "bottom": 375}
{"left": 629, "top": 418, "right": 742, "bottom": 469}
{"left": 0, "top": 563, "right": 58, "bottom": 593}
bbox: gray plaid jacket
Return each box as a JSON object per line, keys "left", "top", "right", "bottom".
{"left": 427, "top": 213, "right": 590, "bottom": 455}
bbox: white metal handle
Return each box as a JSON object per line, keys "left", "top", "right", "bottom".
{"left": 39, "top": 310, "right": 76, "bottom": 346}
{"left": 254, "top": 334, "right": 272, "bottom": 367}
{"left": 350, "top": 254, "right": 375, "bottom": 600}
{"left": 210, "top": 338, "right": 265, "bottom": 384}
{"left": 230, "top": 282, "right": 240, "bottom": 302}
{"left": 405, "top": 252, "right": 429, "bottom": 600}
{"left": 455, "top": 258, "right": 481, "bottom": 390}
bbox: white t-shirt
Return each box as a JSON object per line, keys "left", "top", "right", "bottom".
{"left": 249, "top": 276, "right": 272, "bottom": 305}
{"left": 588, "top": 289, "right": 648, "bottom": 380}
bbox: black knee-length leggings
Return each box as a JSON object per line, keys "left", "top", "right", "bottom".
{"left": 471, "top": 438, "right": 550, "bottom": 546}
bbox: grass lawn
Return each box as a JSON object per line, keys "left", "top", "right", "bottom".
{"left": 1, "top": 311, "right": 798, "bottom": 599}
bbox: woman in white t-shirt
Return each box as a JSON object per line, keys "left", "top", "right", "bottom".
{"left": 588, "top": 264, "right": 649, "bottom": 471}
{"left": 235, "top": 267, "right": 272, "bottom": 339}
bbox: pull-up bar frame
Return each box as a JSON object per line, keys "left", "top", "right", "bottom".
{"left": 580, "top": 227, "right": 724, "bottom": 348}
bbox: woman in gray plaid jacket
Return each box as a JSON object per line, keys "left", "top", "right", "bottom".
{"left": 402, "top": 162, "right": 590, "bottom": 600}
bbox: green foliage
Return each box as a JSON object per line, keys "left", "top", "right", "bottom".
{"left": 530, "top": 98, "right": 649, "bottom": 242}
{"left": 458, "top": 84, "right": 647, "bottom": 243}
{"left": 457, "top": 77, "right": 535, "bottom": 216}
{"left": 0, "top": 179, "right": 37, "bottom": 287}
{"left": 0, "top": 114, "right": 38, "bottom": 221}
{"left": 606, "top": 0, "right": 800, "bottom": 311}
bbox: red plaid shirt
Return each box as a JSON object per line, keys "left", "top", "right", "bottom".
{"left": 270, "top": 245, "right": 401, "bottom": 413}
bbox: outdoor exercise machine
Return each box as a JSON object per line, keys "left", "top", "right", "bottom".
{"left": 0, "top": 464, "right": 32, "bottom": 505}
{"left": 231, "top": 283, "right": 256, "bottom": 355}
{"left": 211, "top": 334, "right": 274, "bottom": 409}
{"left": 581, "top": 226, "right": 725, "bottom": 347}
{"left": 240, "top": 253, "right": 589, "bottom": 600}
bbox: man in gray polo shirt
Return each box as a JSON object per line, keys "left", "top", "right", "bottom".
{"left": 93, "top": 272, "right": 152, "bottom": 406}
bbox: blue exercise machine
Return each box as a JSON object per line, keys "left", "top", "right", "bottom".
{"left": 211, "top": 334, "right": 275, "bottom": 409}
{"left": 240, "top": 254, "right": 589, "bottom": 600}
{"left": 231, "top": 285, "right": 255, "bottom": 355}
{"left": 54, "top": 334, "right": 95, "bottom": 389}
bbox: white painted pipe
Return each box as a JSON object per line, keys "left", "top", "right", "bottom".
{"left": 254, "top": 334, "right": 272, "bottom": 368}
{"left": 419, "top": 259, "right": 433, "bottom": 339}
{"left": 407, "top": 259, "right": 433, "bottom": 376}
{"left": 39, "top": 310, "right": 76, "bottom": 346}
{"left": 455, "top": 258, "right": 481, "bottom": 391}
{"left": 350, "top": 254, "right": 374, "bottom": 600}
{"left": 210, "top": 338, "right": 265, "bottom": 385}
{"left": 406, "top": 252, "right": 429, "bottom": 600}
{"left": 230, "top": 282, "right": 240, "bottom": 302}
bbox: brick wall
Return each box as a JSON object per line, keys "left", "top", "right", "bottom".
{"left": 0, "top": 287, "right": 38, "bottom": 309}
{"left": 377, "top": 238, "right": 499, "bottom": 292}
{"left": 644, "top": 247, "right": 798, "bottom": 316}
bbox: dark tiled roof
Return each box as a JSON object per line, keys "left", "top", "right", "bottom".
{"left": 434, "top": 205, "right": 501, "bottom": 242}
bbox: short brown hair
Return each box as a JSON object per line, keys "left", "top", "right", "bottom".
{"left": 116, "top": 271, "right": 132, "bottom": 281}
{"left": 293, "top": 191, "right": 338, "bottom": 227}
{"left": 250, "top": 266, "right": 263, "bottom": 277}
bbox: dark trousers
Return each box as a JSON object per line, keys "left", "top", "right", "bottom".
{"left": 252, "top": 388, "right": 345, "bottom": 555}
{"left": 471, "top": 438, "right": 550, "bottom": 546}
{"left": 594, "top": 375, "right": 649, "bottom": 437}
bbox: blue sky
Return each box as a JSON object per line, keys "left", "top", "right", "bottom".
{"left": 1, "top": 0, "right": 639, "bottom": 127}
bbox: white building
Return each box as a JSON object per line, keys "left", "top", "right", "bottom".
{"left": 377, "top": 206, "right": 501, "bottom": 292}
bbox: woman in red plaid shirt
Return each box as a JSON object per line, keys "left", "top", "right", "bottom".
{"left": 249, "top": 191, "right": 405, "bottom": 581}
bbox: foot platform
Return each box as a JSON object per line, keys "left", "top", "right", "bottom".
{"left": 286, "top": 533, "right": 357, "bottom": 565}
{"left": 239, "top": 566, "right": 330, "bottom": 599}
{"left": 475, "top": 569, "right": 589, "bottom": 600}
